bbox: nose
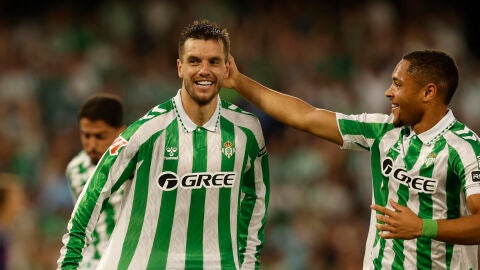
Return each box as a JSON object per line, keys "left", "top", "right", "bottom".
{"left": 83, "top": 137, "right": 98, "bottom": 152}
{"left": 198, "top": 61, "right": 211, "bottom": 75}
{"left": 385, "top": 86, "right": 393, "bottom": 99}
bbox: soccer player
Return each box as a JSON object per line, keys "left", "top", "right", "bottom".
{"left": 223, "top": 50, "right": 480, "bottom": 269}
{"left": 57, "top": 19, "right": 269, "bottom": 270}
{"left": 65, "top": 94, "right": 126, "bottom": 269}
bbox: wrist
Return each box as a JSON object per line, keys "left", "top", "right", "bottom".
{"left": 421, "top": 219, "right": 438, "bottom": 238}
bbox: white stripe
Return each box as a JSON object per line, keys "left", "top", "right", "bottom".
{"left": 203, "top": 130, "right": 221, "bottom": 268}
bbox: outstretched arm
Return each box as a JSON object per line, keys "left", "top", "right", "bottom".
{"left": 372, "top": 195, "right": 480, "bottom": 244}
{"left": 223, "top": 56, "right": 343, "bottom": 145}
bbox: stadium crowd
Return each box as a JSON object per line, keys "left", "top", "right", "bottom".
{"left": 0, "top": 0, "right": 479, "bottom": 269}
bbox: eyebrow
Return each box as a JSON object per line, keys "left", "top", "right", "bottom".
{"left": 186, "top": 55, "right": 223, "bottom": 62}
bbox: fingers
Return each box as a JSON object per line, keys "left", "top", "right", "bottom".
{"left": 389, "top": 199, "right": 403, "bottom": 212}
{"left": 371, "top": 204, "right": 395, "bottom": 216}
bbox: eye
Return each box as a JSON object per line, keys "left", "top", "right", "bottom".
{"left": 210, "top": 59, "right": 221, "bottom": 65}
{"left": 188, "top": 57, "right": 200, "bottom": 65}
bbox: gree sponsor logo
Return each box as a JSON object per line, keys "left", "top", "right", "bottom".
{"left": 157, "top": 172, "right": 236, "bottom": 191}
{"left": 381, "top": 158, "right": 438, "bottom": 194}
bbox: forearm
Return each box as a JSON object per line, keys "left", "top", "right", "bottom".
{"left": 235, "top": 73, "right": 316, "bottom": 130}
{"left": 435, "top": 214, "right": 480, "bottom": 244}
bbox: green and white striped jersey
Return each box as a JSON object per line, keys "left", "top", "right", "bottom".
{"left": 337, "top": 110, "right": 480, "bottom": 270}
{"left": 58, "top": 92, "right": 270, "bottom": 270}
{"left": 65, "top": 151, "right": 124, "bottom": 270}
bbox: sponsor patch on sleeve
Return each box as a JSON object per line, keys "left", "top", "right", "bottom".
{"left": 109, "top": 136, "right": 128, "bottom": 156}
{"left": 472, "top": 171, "right": 480, "bottom": 182}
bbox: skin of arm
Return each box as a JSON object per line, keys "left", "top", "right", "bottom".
{"left": 371, "top": 194, "right": 480, "bottom": 244}
{"left": 222, "top": 56, "right": 343, "bottom": 145}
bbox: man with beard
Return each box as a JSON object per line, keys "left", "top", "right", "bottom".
{"left": 65, "top": 94, "right": 126, "bottom": 269}
{"left": 58, "top": 20, "right": 269, "bottom": 270}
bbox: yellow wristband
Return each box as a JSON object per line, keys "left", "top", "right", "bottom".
{"left": 421, "top": 219, "right": 438, "bottom": 238}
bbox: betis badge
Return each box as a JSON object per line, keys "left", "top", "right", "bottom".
{"left": 425, "top": 152, "right": 436, "bottom": 167}
{"left": 222, "top": 141, "right": 235, "bottom": 159}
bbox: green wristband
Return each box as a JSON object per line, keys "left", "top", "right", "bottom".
{"left": 422, "top": 219, "right": 438, "bottom": 238}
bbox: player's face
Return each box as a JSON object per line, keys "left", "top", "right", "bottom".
{"left": 385, "top": 60, "right": 425, "bottom": 127}
{"left": 79, "top": 118, "right": 123, "bottom": 165}
{"left": 177, "top": 38, "right": 229, "bottom": 106}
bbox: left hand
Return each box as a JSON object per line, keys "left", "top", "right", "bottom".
{"left": 371, "top": 199, "right": 423, "bottom": 239}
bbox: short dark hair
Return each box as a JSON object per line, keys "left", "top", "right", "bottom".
{"left": 402, "top": 50, "right": 458, "bottom": 104}
{"left": 178, "top": 19, "right": 230, "bottom": 61}
{"left": 78, "top": 93, "right": 124, "bottom": 127}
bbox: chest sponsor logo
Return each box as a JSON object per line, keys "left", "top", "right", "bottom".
{"left": 157, "top": 172, "right": 236, "bottom": 191}
{"left": 165, "top": 147, "right": 178, "bottom": 160}
{"left": 472, "top": 171, "right": 480, "bottom": 182}
{"left": 109, "top": 136, "right": 128, "bottom": 155}
{"left": 381, "top": 157, "right": 438, "bottom": 194}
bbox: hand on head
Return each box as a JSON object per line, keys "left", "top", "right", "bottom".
{"left": 222, "top": 54, "right": 240, "bottom": 90}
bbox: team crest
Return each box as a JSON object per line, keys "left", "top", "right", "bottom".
{"left": 222, "top": 141, "right": 235, "bottom": 159}
{"left": 424, "top": 152, "right": 437, "bottom": 167}
{"left": 165, "top": 147, "right": 178, "bottom": 160}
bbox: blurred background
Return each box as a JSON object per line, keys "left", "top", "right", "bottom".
{"left": 0, "top": 0, "right": 479, "bottom": 269}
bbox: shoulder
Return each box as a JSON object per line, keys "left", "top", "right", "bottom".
{"left": 220, "top": 100, "right": 262, "bottom": 128}
{"left": 66, "top": 151, "right": 90, "bottom": 172}
{"left": 446, "top": 121, "right": 480, "bottom": 150}
{"left": 122, "top": 100, "right": 177, "bottom": 141}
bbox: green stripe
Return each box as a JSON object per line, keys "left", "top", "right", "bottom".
{"left": 62, "top": 150, "right": 136, "bottom": 268}
{"left": 147, "top": 120, "right": 180, "bottom": 269}
{"left": 338, "top": 119, "right": 392, "bottom": 139}
{"left": 444, "top": 144, "right": 463, "bottom": 269}
{"left": 118, "top": 132, "right": 163, "bottom": 270}
{"left": 219, "top": 117, "right": 236, "bottom": 269}
{"left": 185, "top": 127, "right": 208, "bottom": 269}
{"left": 92, "top": 230, "right": 100, "bottom": 259}
{"left": 104, "top": 201, "right": 116, "bottom": 236}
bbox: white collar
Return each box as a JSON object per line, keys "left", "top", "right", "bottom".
{"left": 410, "top": 109, "right": 456, "bottom": 145}
{"left": 173, "top": 90, "right": 220, "bottom": 133}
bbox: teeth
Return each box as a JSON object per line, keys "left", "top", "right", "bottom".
{"left": 196, "top": 81, "right": 212, "bottom": 86}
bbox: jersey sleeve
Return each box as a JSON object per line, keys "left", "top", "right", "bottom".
{"left": 57, "top": 135, "right": 136, "bottom": 269}
{"left": 451, "top": 129, "right": 480, "bottom": 197}
{"left": 238, "top": 120, "right": 270, "bottom": 269}
{"left": 336, "top": 112, "right": 393, "bottom": 151}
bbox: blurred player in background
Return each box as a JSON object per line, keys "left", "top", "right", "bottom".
{"left": 58, "top": 19, "right": 269, "bottom": 269}
{"left": 65, "top": 94, "right": 126, "bottom": 269}
{"left": 0, "top": 173, "right": 28, "bottom": 269}
{"left": 224, "top": 50, "right": 480, "bottom": 269}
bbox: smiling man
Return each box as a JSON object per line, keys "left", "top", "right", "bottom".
{"left": 223, "top": 50, "right": 480, "bottom": 269}
{"left": 58, "top": 20, "right": 270, "bottom": 270}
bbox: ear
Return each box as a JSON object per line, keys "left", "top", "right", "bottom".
{"left": 224, "top": 59, "right": 231, "bottom": 79}
{"left": 423, "top": 83, "right": 437, "bottom": 102}
{"left": 177, "top": 59, "right": 183, "bottom": 79}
